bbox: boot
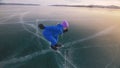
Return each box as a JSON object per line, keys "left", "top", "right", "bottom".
{"left": 55, "top": 43, "right": 62, "bottom": 47}
{"left": 51, "top": 45, "right": 58, "bottom": 50}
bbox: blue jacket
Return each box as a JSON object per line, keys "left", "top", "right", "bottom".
{"left": 42, "top": 24, "right": 64, "bottom": 46}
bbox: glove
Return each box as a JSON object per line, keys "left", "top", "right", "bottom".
{"left": 38, "top": 24, "right": 45, "bottom": 29}
{"left": 63, "top": 29, "right": 68, "bottom": 33}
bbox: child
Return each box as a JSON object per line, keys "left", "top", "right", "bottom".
{"left": 38, "top": 20, "right": 69, "bottom": 50}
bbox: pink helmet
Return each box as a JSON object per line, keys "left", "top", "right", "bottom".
{"left": 61, "top": 20, "right": 69, "bottom": 28}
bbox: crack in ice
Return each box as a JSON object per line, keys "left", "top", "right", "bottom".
{"left": 104, "top": 44, "right": 119, "bottom": 68}
{"left": 19, "top": 13, "right": 47, "bottom": 42}
{"left": 63, "top": 26, "right": 116, "bottom": 48}
{"left": 0, "top": 49, "right": 52, "bottom": 68}
{"left": 57, "top": 51, "right": 78, "bottom": 68}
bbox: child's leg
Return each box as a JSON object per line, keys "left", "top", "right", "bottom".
{"left": 43, "top": 35, "right": 57, "bottom": 46}
{"left": 54, "top": 36, "right": 62, "bottom": 47}
{"left": 54, "top": 36, "right": 58, "bottom": 42}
